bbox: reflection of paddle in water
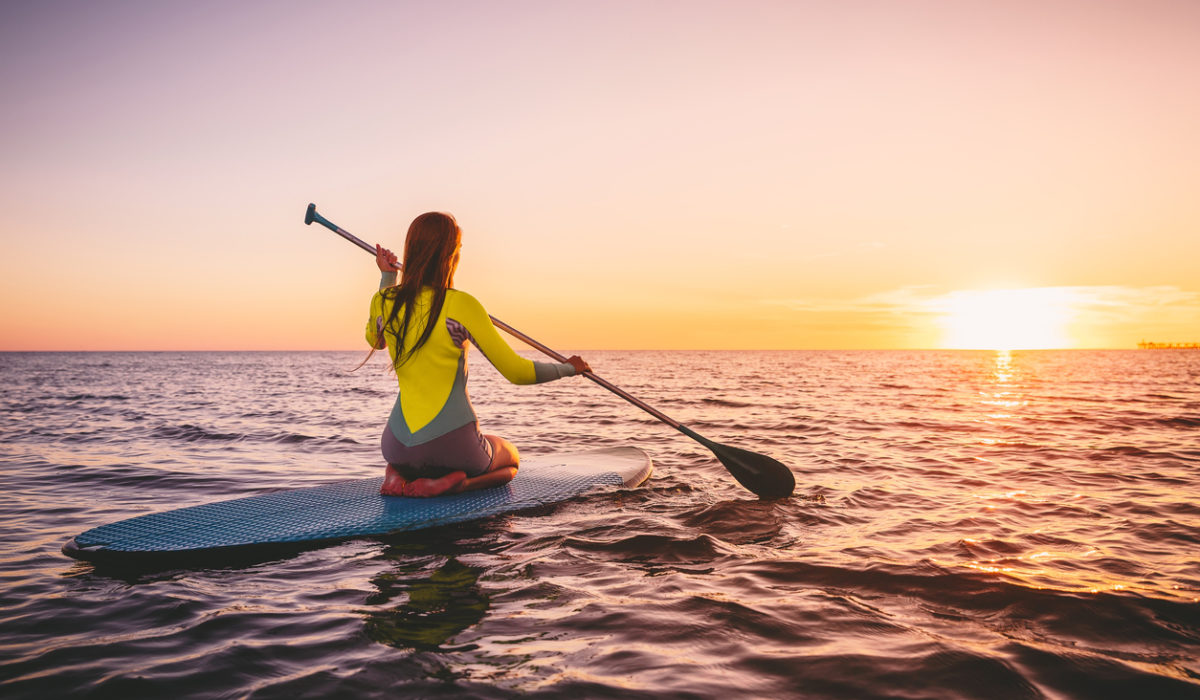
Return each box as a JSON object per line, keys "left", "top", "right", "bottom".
{"left": 362, "top": 557, "right": 489, "bottom": 650}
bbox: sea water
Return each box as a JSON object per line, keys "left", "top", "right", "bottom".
{"left": 1, "top": 350, "right": 1197, "bottom": 698}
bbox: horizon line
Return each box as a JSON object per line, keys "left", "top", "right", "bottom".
{"left": 0, "top": 346, "right": 1159, "bottom": 353}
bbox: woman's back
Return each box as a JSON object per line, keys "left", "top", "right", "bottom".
{"left": 369, "top": 286, "right": 575, "bottom": 441}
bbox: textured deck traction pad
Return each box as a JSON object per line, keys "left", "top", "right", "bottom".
{"left": 66, "top": 446, "right": 651, "bottom": 560}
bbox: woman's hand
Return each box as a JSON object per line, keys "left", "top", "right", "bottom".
{"left": 375, "top": 244, "right": 399, "bottom": 273}
{"left": 566, "top": 355, "right": 591, "bottom": 375}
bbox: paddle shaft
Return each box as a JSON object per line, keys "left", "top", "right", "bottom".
{"left": 305, "top": 206, "right": 685, "bottom": 431}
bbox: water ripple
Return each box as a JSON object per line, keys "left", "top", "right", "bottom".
{"left": 1, "top": 350, "right": 1198, "bottom": 698}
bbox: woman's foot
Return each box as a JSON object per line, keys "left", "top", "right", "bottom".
{"left": 458, "top": 466, "right": 518, "bottom": 493}
{"left": 381, "top": 464, "right": 408, "bottom": 494}
{"left": 484, "top": 435, "right": 520, "bottom": 471}
{"left": 380, "top": 465, "right": 468, "bottom": 498}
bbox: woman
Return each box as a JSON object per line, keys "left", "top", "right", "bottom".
{"left": 365, "top": 212, "right": 590, "bottom": 497}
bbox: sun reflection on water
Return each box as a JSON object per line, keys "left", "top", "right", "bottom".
{"left": 992, "top": 349, "right": 1014, "bottom": 382}
{"left": 943, "top": 350, "right": 1162, "bottom": 598}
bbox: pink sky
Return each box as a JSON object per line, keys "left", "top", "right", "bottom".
{"left": 2, "top": 1, "right": 1198, "bottom": 350}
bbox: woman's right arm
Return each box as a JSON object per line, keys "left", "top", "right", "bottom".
{"left": 366, "top": 245, "right": 399, "bottom": 348}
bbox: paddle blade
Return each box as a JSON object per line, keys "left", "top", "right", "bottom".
{"left": 712, "top": 441, "right": 796, "bottom": 499}
{"left": 678, "top": 425, "right": 795, "bottom": 498}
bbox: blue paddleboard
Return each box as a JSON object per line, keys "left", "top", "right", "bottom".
{"left": 63, "top": 446, "right": 652, "bottom": 563}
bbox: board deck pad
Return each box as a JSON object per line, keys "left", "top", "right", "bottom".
{"left": 64, "top": 446, "right": 651, "bottom": 562}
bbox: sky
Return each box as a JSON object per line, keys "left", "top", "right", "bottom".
{"left": 2, "top": 0, "right": 1198, "bottom": 351}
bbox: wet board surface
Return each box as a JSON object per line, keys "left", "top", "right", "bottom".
{"left": 63, "top": 446, "right": 652, "bottom": 563}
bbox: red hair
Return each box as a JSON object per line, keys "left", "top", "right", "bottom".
{"left": 377, "top": 212, "right": 462, "bottom": 367}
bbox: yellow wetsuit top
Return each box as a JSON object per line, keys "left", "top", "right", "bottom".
{"left": 366, "top": 272, "right": 576, "bottom": 447}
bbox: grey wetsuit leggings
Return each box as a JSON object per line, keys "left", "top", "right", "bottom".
{"left": 381, "top": 421, "right": 494, "bottom": 478}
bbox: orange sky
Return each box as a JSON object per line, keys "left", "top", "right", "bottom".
{"left": 2, "top": 1, "right": 1198, "bottom": 351}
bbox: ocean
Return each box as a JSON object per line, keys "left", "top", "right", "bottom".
{"left": 1, "top": 350, "right": 1197, "bottom": 698}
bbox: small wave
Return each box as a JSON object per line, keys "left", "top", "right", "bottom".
{"left": 732, "top": 558, "right": 1200, "bottom": 641}
{"left": 1090, "top": 445, "right": 1200, "bottom": 462}
{"left": 1129, "top": 519, "right": 1200, "bottom": 547}
{"left": 150, "top": 424, "right": 244, "bottom": 442}
{"left": 1142, "top": 393, "right": 1187, "bottom": 401}
{"left": 699, "top": 397, "right": 755, "bottom": 408}
{"left": 239, "top": 410, "right": 287, "bottom": 419}
{"left": 51, "top": 462, "right": 234, "bottom": 491}
{"left": 329, "top": 387, "right": 388, "bottom": 397}
{"left": 563, "top": 532, "right": 728, "bottom": 565}
{"left": 142, "top": 424, "right": 363, "bottom": 449}
{"left": 1081, "top": 413, "right": 1200, "bottom": 431}
{"left": 677, "top": 419, "right": 762, "bottom": 432}
{"left": 266, "top": 432, "right": 361, "bottom": 446}
{"left": 1146, "top": 415, "right": 1200, "bottom": 430}
{"left": 680, "top": 500, "right": 787, "bottom": 545}
{"left": 62, "top": 394, "right": 132, "bottom": 402}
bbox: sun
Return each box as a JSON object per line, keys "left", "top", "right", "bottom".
{"left": 932, "top": 288, "right": 1076, "bottom": 350}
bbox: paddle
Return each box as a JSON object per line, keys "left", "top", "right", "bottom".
{"left": 304, "top": 203, "right": 796, "bottom": 499}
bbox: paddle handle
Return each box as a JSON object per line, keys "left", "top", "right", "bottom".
{"left": 305, "top": 204, "right": 385, "bottom": 259}
{"left": 305, "top": 204, "right": 685, "bottom": 431}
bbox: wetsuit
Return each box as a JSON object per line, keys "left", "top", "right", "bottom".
{"left": 366, "top": 271, "right": 576, "bottom": 476}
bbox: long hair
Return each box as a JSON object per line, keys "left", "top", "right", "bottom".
{"left": 371, "top": 212, "right": 461, "bottom": 369}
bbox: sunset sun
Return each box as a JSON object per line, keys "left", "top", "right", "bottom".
{"left": 933, "top": 288, "right": 1076, "bottom": 350}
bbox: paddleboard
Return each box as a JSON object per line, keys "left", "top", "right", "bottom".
{"left": 63, "top": 446, "right": 651, "bottom": 563}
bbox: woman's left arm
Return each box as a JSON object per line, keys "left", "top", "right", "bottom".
{"left": 365, "top": 291, "right": 388, "bottom": 349}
